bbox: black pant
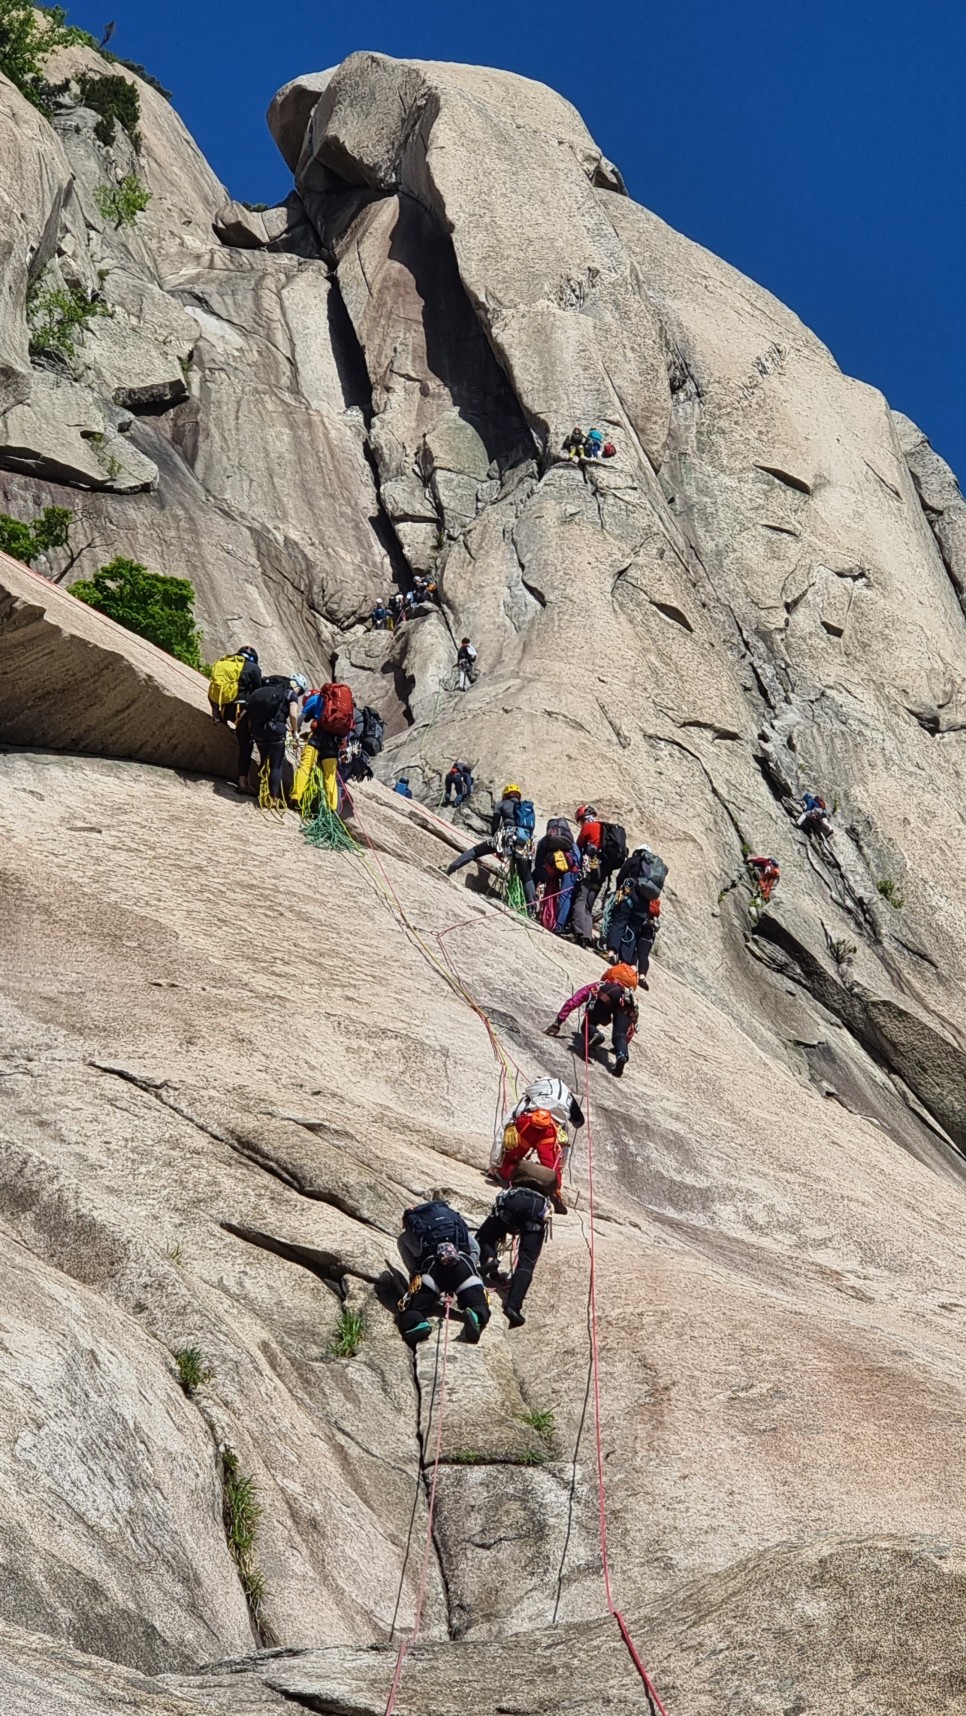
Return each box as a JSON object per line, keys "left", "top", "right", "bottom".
{"left": 235, "top": 711, "right": 254, "bottom": 780}
{"left": 252, "top": 726, "right": 286, "bottom": 799}
{"left": 448, "top": 840, "right": 535, "bottom": 905}
{"left": 589, "top": 998, "right": 630, "bottom": 1059}
{"left": 445, "top": 780, "right": 469, "bottom": 805}
{"left": 477, "top": 1203, "right": 545, "bottom": 1314}
{"left": 396, "top": 1250, "right": 490, "bottom": 1338}
{"left": 607, "top": 896, "right": 654, "bottom": 974}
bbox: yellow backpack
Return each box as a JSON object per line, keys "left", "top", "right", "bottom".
{"left": 208, "top": 654, "right": 246, "bottom": 715}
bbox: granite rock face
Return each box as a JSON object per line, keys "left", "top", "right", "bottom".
{"left": 1, "top": 37, "right": 966, "bottom": 1716}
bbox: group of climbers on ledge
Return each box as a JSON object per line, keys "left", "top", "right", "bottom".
{"left": 370, "top": 575, "right": 439, "bottom": 629}
{"left": 445, "top": 786, "right": 666, "bottom": 988}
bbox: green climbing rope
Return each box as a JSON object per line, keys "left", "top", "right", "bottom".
{"left": 301, "top": 802, "right": 358, "bottom": 853}
{"left": 504, "top": 870, "right": 529, "bottom": 918}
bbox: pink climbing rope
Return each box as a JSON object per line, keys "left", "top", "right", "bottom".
{"left": 583, "top": 1020, "right": 670, "bottom": 1716}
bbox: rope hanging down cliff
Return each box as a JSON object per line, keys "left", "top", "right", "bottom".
{"left": 321, "top": 780, "right": 670, "bottom": 1713}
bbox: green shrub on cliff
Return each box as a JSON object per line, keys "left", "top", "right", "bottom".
{"left": 0, "top": 2, "right": 94, "bottom": 114}
{"left": 94, "top": 173, "right": 151, "bottom": 228}
{"left": 0, "top": 505, "right": 72, "bottom": 564}
{"left": 71, "top": 557, "right": 204, "bottom": 669}
{"left": 77, "top": 69, "right": 141, "bottom": 148}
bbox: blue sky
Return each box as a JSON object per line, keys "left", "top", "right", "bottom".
{"left": 78, "top": 0, "right": 964, "bottom": 479}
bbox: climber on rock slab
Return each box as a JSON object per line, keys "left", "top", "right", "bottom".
{"left": 546, "top": 964, "right": 640, "bottom": 1078}
{"left": 476, "top": 1178, "right": 553, "bottom": 1328}
{"left": 796, "top": 791, "right": 833, "bottom": 839}
{"left": 245, "top": 672, "right": 306, "bottom": 806}
{"left": 605, "top": 843, "right": 668, "bottom": 979}
{"left": 457, "top": 637, "right": 478, "bottom": 692}
{"left": 747, "top": 853, "right": 780, "bottom": 904}
{"left": 489, "top": 1107, "right": 568, "bottom": 1213}
{"left": 444, "top": 761, "right": 474, "bottom": 807}
{"left": 446, "top": 783, "right": 536, "bottom": 907}
{"left": 395, "top": 1199, "right": 489, "bottom": 1347}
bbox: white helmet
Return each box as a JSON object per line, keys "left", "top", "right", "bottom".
{"left": 290, "top": 672, "right": 308, "bottom": 693}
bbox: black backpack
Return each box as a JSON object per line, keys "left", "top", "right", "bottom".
{"left": 598, "top": 822, "right": 627, "bottom": 876}
{"left": 403, "top": 1201, "right": 469, "bottom": 1256}
{"left": 360, "top": 706, "right": 385, "bottom": 756}
{"left": 245, "top": 679, "right": 293, "bottom": 732}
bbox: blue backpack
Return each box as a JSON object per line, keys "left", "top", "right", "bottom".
{"left": 515, "top": 799, "right": 536, "bottom": 836}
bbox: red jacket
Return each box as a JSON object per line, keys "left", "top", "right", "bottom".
{"left": 577, "top": 819, "right": 604, "bottom": 851}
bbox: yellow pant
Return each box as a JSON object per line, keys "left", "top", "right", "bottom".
{"left": 292, "top": 745, "right": 339, "bottom": 812}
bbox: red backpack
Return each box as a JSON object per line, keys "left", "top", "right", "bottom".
{"left": 315, "top": 682, "right": 355, "bottom": 735}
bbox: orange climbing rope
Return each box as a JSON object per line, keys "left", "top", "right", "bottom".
{"left": 384, "top": 1303, "right": 453, "bottom": 1716}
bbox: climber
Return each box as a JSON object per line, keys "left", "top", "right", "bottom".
{"left": 371, "top": 601, "right": 389, "bottom": 630}
{"left": 389, "top": 592, "right": 406, "bottom": 629}
{"left": 493, "top": 1108, "right": 567, "bottom": 1211}
{"left": 457, "top": 637, "right": 478, "bottom": 692}
{"left": 606, "top": 844, "right": 668, "bottom": 978}
{"left": 444, "top": 761, "right": 474, "bottom": 806}
{"left": 446, "top": 784, "right": 536, "bottom": 906}
{"left": 796, "top": 791, "right": 833, "bottom": 839}
{"left": 395, "top": 1199, "right": 489, "bottom": 1347}
{"left": 533, "top": 816, "right": 582, "bottom": 934}
{"left": 394, "top": 777, "right": 413, "bottom": 799}
{"left": 245, "top": 672, "right": 307, "bottom": 804}
{"left": 341, "top": 705, "right": 385, "bottom": 783}
{"left": 747, "top": 854, "right": 780, "bottom": 904}
{"left": 584, "top": 427, "right": 605, "bottom": 460}
{"left": 564, "top": 426, "right": 585, "bottom": 460}
{"left": 291, "top": 680, "right": 355, "bottom": 813}
{"left": 546, "top": 964, "right": 639, "bottom": 1078}
{"left": 476, "top": 1178, "right": 552, "bottom": 1328}
{"left": 207, "top": 646, "right": 262, "bottom": 791}
{"left": 570, "top": 803, "right": 604, "bottom": 945}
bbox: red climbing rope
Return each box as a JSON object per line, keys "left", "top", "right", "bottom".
{"left": 583, "top": 1022, "right": 670, "bottom": 1716}
{"left": 384, "top": 1303, "right": 454, "bottom": 1716}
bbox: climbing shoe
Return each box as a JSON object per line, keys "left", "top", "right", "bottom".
{"left": 463, "top": 1308, "right": 484, "bottom": 1344}
{"left": 504, "top": 1306, "right": 526, "bottom": 1328}
{"left": 403, "top": 1320, "right": 432, "bottom": 1347}
{"left": 614, "top": 1054, "right": 628, "bottom": 1079}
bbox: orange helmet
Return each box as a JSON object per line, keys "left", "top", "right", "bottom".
{"left": 516, "top": 1107, "right": 557, "bottom": 1145}
{"left": 606, "top": 963, "right": 639, "bottom": 990}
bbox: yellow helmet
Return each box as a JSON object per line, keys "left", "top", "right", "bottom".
{"left": 503, "top": 782, "right": 521, "bottom": 797}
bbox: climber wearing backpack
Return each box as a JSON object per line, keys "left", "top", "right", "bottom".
{"left": 546, "top": 964, "right": 639, "bottom": 1078}
{"left": 563, "top": 426, "right": 585, "bottom": 460}
{"left": 445, "top": 784, "right": 536, "bottom": 906}
{"left": 444, "top": 761, "right": 474, "bottom": 806}
{"left": 207, "top": 646, "right": 262, "bottom": 791}
{"left": 245, "top": 672, "right": 307, "bottom": 804}
{"left": 583, "top": 427, "right": 605, "bottom": 460}
{"left": 747, "top": 854, "right": 780, "bottom": 904}
{"left": 533, "top": 817, "right": 582, "bottom": 934}
{"left": 571, "top": 805, "right": 626, "bottom": 946}
{"left": 476, "top": 1181, "right": 552, "bottom": 1328}
{"left": 395, "top": 1200, "right": 490, "bottom": 1347}
{"left": 394, "top": 777, "right": 413, "bottom": 799}
{"left": 457, "top": 637, "right": 478, "bottom": 693}
{"left": 606, "top": 844, "right": 668, "bottom": 976}
{"left": 291, "top": 680, "right": 356, "bottom": 813}
{"left": 492, "top": 1108, "right": 567, "bottom": 1211}
{"left": 796, "top": 791, "right": 833, "bottom": 839}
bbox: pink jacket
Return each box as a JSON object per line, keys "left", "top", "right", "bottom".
{"left": 555, "top": 981, "right": 599, "bottom": 1024}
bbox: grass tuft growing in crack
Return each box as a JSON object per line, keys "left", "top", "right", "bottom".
{"left": 876, "top": 878, "right": 905, "bottom": 910}
{"left": 330, "top": 1306, "right": 366, "bottom": 1358}
{"left": 221, "top": 1446, "right": 267, "bottom": 1623}
{"left": 174, "top": 1345, "right": 211, "bottom": 1395}
{"left": 521, "top": 1407, "right": 556, "bottom": 1442}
